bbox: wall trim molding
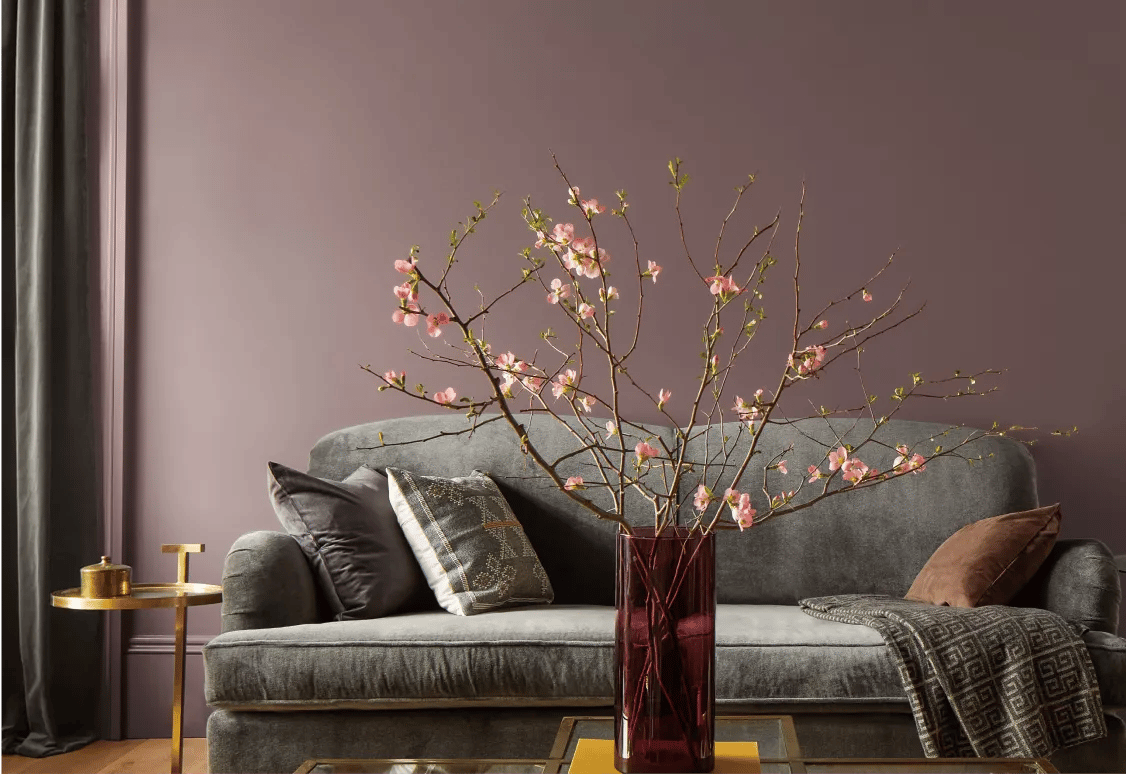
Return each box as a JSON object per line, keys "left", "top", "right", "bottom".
{"left": 95, "top": 0, "right": 130, "bottom": 741}
{"left": 127, "top": 635, "right": 214, "bottom": 656}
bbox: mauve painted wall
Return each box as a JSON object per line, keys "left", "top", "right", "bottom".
{"left": 123, "top": 0, "right": 1126, "bottom": 738}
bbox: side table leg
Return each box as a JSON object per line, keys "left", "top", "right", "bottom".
{"left": 171, "top": 604, "right": 187, "bottom": 774}
{"left": 161, "top": 543, "right": 202, "bottom": 774}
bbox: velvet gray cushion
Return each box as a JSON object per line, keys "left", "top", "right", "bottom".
{"left": 387, "top": 468, "right": 554, "bottom": 615}
{"left": 267, "top": 462, "right": 431, "bottom": 620}
{"left": 204, "top": 604, "right": 1126, "bottom": 712}
{"left": 205, "top": 605, "right": 613, "bottom": 709}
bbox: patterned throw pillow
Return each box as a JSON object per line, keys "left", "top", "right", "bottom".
{"left": 386, "top": 468, "right": 554, "bottom": 615}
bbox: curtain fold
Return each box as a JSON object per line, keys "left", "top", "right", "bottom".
{"left": 2, "top": 0, "right": 103, "bottom": 757}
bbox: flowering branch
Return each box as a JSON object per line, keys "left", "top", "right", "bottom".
{"left": 372, "top": 157, "right": 1064, "bottom": 537}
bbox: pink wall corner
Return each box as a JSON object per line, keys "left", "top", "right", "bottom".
{"left": 115, "top": 0, "right": 1126, "bottom": 737}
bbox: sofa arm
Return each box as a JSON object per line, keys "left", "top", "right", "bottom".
{"left": 221, "top": 531, "right": 322, "bottom": 632}
{"left": 1013, "top": 538, "right": 1121, "bottom": 634}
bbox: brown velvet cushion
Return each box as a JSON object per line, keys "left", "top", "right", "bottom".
{"left": 905, "top": 503, "right": 1061, "bottom": 607}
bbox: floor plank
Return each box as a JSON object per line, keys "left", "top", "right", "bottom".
{"left": 0, "top": 741, "right": 144, "bottom": 774}
{"left": 1, "top": 739, "right": 207, "bottom": 774}
{"left": 97, "top": 739, "right": 208, "bottom": 774}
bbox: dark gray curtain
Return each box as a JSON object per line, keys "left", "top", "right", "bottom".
{"left": 2, "top": 0, "right": 103, "bottom": 757}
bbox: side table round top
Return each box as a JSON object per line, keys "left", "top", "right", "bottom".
{"left": 51, "top": 582, "right": 222, "bottom": 610}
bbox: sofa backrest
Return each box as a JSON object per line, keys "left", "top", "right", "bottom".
{"left": 307, "top": 413, "right": 678, "bottom": 606}
{"left": 680, "top": 418, "right": 1039, "bottom": 604}
{"left": 309, "top": 414, "right": 1038, "bottom": 607}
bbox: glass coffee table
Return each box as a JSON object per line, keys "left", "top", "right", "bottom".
{"left": 293, "top": 714, "right": 1057, "bottom": 773}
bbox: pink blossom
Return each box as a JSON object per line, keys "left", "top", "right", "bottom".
{"left": 724, "top": 488, "right": 756, "bottom": 530}
{"left": 705, "top": 274, "right": 743, "bottom": 297}
{"left": 647, "top": 261, "right": 662, "bottom": 283}
{"left": 788, "top": 345, "right": 827, "bottom": 376}
{"left": 734, "top": 396, "right": 762, "bottom": 425}
{"left": 808, "top": 465, "right": 824, "bottom": 483}
{"left": 578, "top": 302, "right": 595, "bottom": 319}
{"left": 863, "top": 290, "right": 873, "bottom": 302}
{"left": 392, "top": 302, "right": 421, "bottom": 327}
{"left": 546, "top": 278, "right": 571, "bottom": 304}
{"left": 571, "top": 237, "right": 594, "bottom": 255}
{"left": 393, "top": 282, "right": 418, "bottom": 302}
{"left": 426, "top": 312, "right": 450, "bottom": 338}
{"left": 499, "top": 373, "right": 519, "bottom": 397}
{"left": 605, "top": 420, "right": 617, "bottom": 438}
{"left": 599, "top": 286, "right": 619, "bottom": 302}
{"left": 635, "top": 441, "right": 660, "bottom": 464}
{"left": 828, "top": 446, "right": 848, "bottom": 472}
{"left": 551, "top": 223, "right": 575, "bottom": 245}
{"left": 770, "top": 491, "right": 796, "bottom": 509}
{"left": 709, "top": 354, "right": 719, "bottom": 373}
{"left": 433, "top": 387, "right": 457, "bottom": 405}
{"left": 893, "top": 449, "right": 927, "bottom": 476}
{"left": 693, "top": 484, "right": 713, "bottom": 512}
{"left": 552, "top": 369, "right": 577, "bottom": 399}
{"left": 567, "top": 246, "right": 610, "bottom": 279}
{"left": 522, "top": 375, "right": 544, "bottom": 393}
{"left": 581, "top": 198, "right": 606, "bottom": 216}
{"left": 816, "top": 320, "right": 828, "bottom": 329}
{"left": 394, "top": 257, "right": 417, "bottom": 274}
{"left": 567, "top": 186, "right": 581, "bottom": 202}
{"left": 841, "top": 457, "right": 870, "bottom": 484}
{"left": 564, "top": 476, "right": 584, "bottom": 491}
{"left": 495, "top": 352, "right": 526, "bottom": 373}
{"left": 776, "top": 460, "right": 788, "bottom": 475}
{"left": 383, "top": 370, "right": 405, "bottom": 386}
{"left": 657, "top": 389, "right": 672, "bottom": 408}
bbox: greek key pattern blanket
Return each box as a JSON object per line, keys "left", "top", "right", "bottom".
{"left": 799, "top": 594, "right": 1106, "bottom": 759}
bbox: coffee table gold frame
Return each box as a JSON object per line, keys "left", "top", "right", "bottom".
{"left": 51, "top": 544, "right": 222, "bottom": 774}
{"left": 292, "top": 712, "right": 1059, "bottom": 773}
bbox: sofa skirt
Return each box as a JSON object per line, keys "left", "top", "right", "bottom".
{"left": 206, "top": 706, "right": 1126, "bottom": 774}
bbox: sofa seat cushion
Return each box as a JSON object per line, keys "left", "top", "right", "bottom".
{"left": 715, "top": 605, "right": 898, "bottom": 705}
{"left": 204, "top": 604, "right": 1126, "bottom": 711}
{"left": 204, "top": 605, "right": 615, "bottom": 710}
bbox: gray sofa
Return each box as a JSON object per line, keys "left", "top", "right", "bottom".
{"left": 204, "top": 415, "right": 1126, "bottom": 773}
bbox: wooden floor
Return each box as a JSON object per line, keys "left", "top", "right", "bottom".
{"left": 1, "top": 739, "right": 207, "bottom": 774}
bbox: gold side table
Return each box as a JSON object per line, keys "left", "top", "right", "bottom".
{"left": 52, "top": 544, "right": 222, "bottom": 774}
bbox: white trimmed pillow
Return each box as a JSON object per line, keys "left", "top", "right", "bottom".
{"left": 386, "top": 468, "right": 554, "bottom": 615}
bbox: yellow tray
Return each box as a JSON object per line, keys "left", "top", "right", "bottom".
{"left": 51, "top": 582, "right": 222, "bottom": 610}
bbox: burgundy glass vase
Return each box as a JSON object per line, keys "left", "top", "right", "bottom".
{"left": 614, "top": 526, "right": 716, "bottom": 773}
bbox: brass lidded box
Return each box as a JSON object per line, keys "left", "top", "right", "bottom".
{"left": 80, "top": 556, "right": 132, "bottom": 598}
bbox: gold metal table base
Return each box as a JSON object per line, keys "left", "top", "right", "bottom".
{"left": 52, "top": 543, "right": 222, "bottom": 774}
